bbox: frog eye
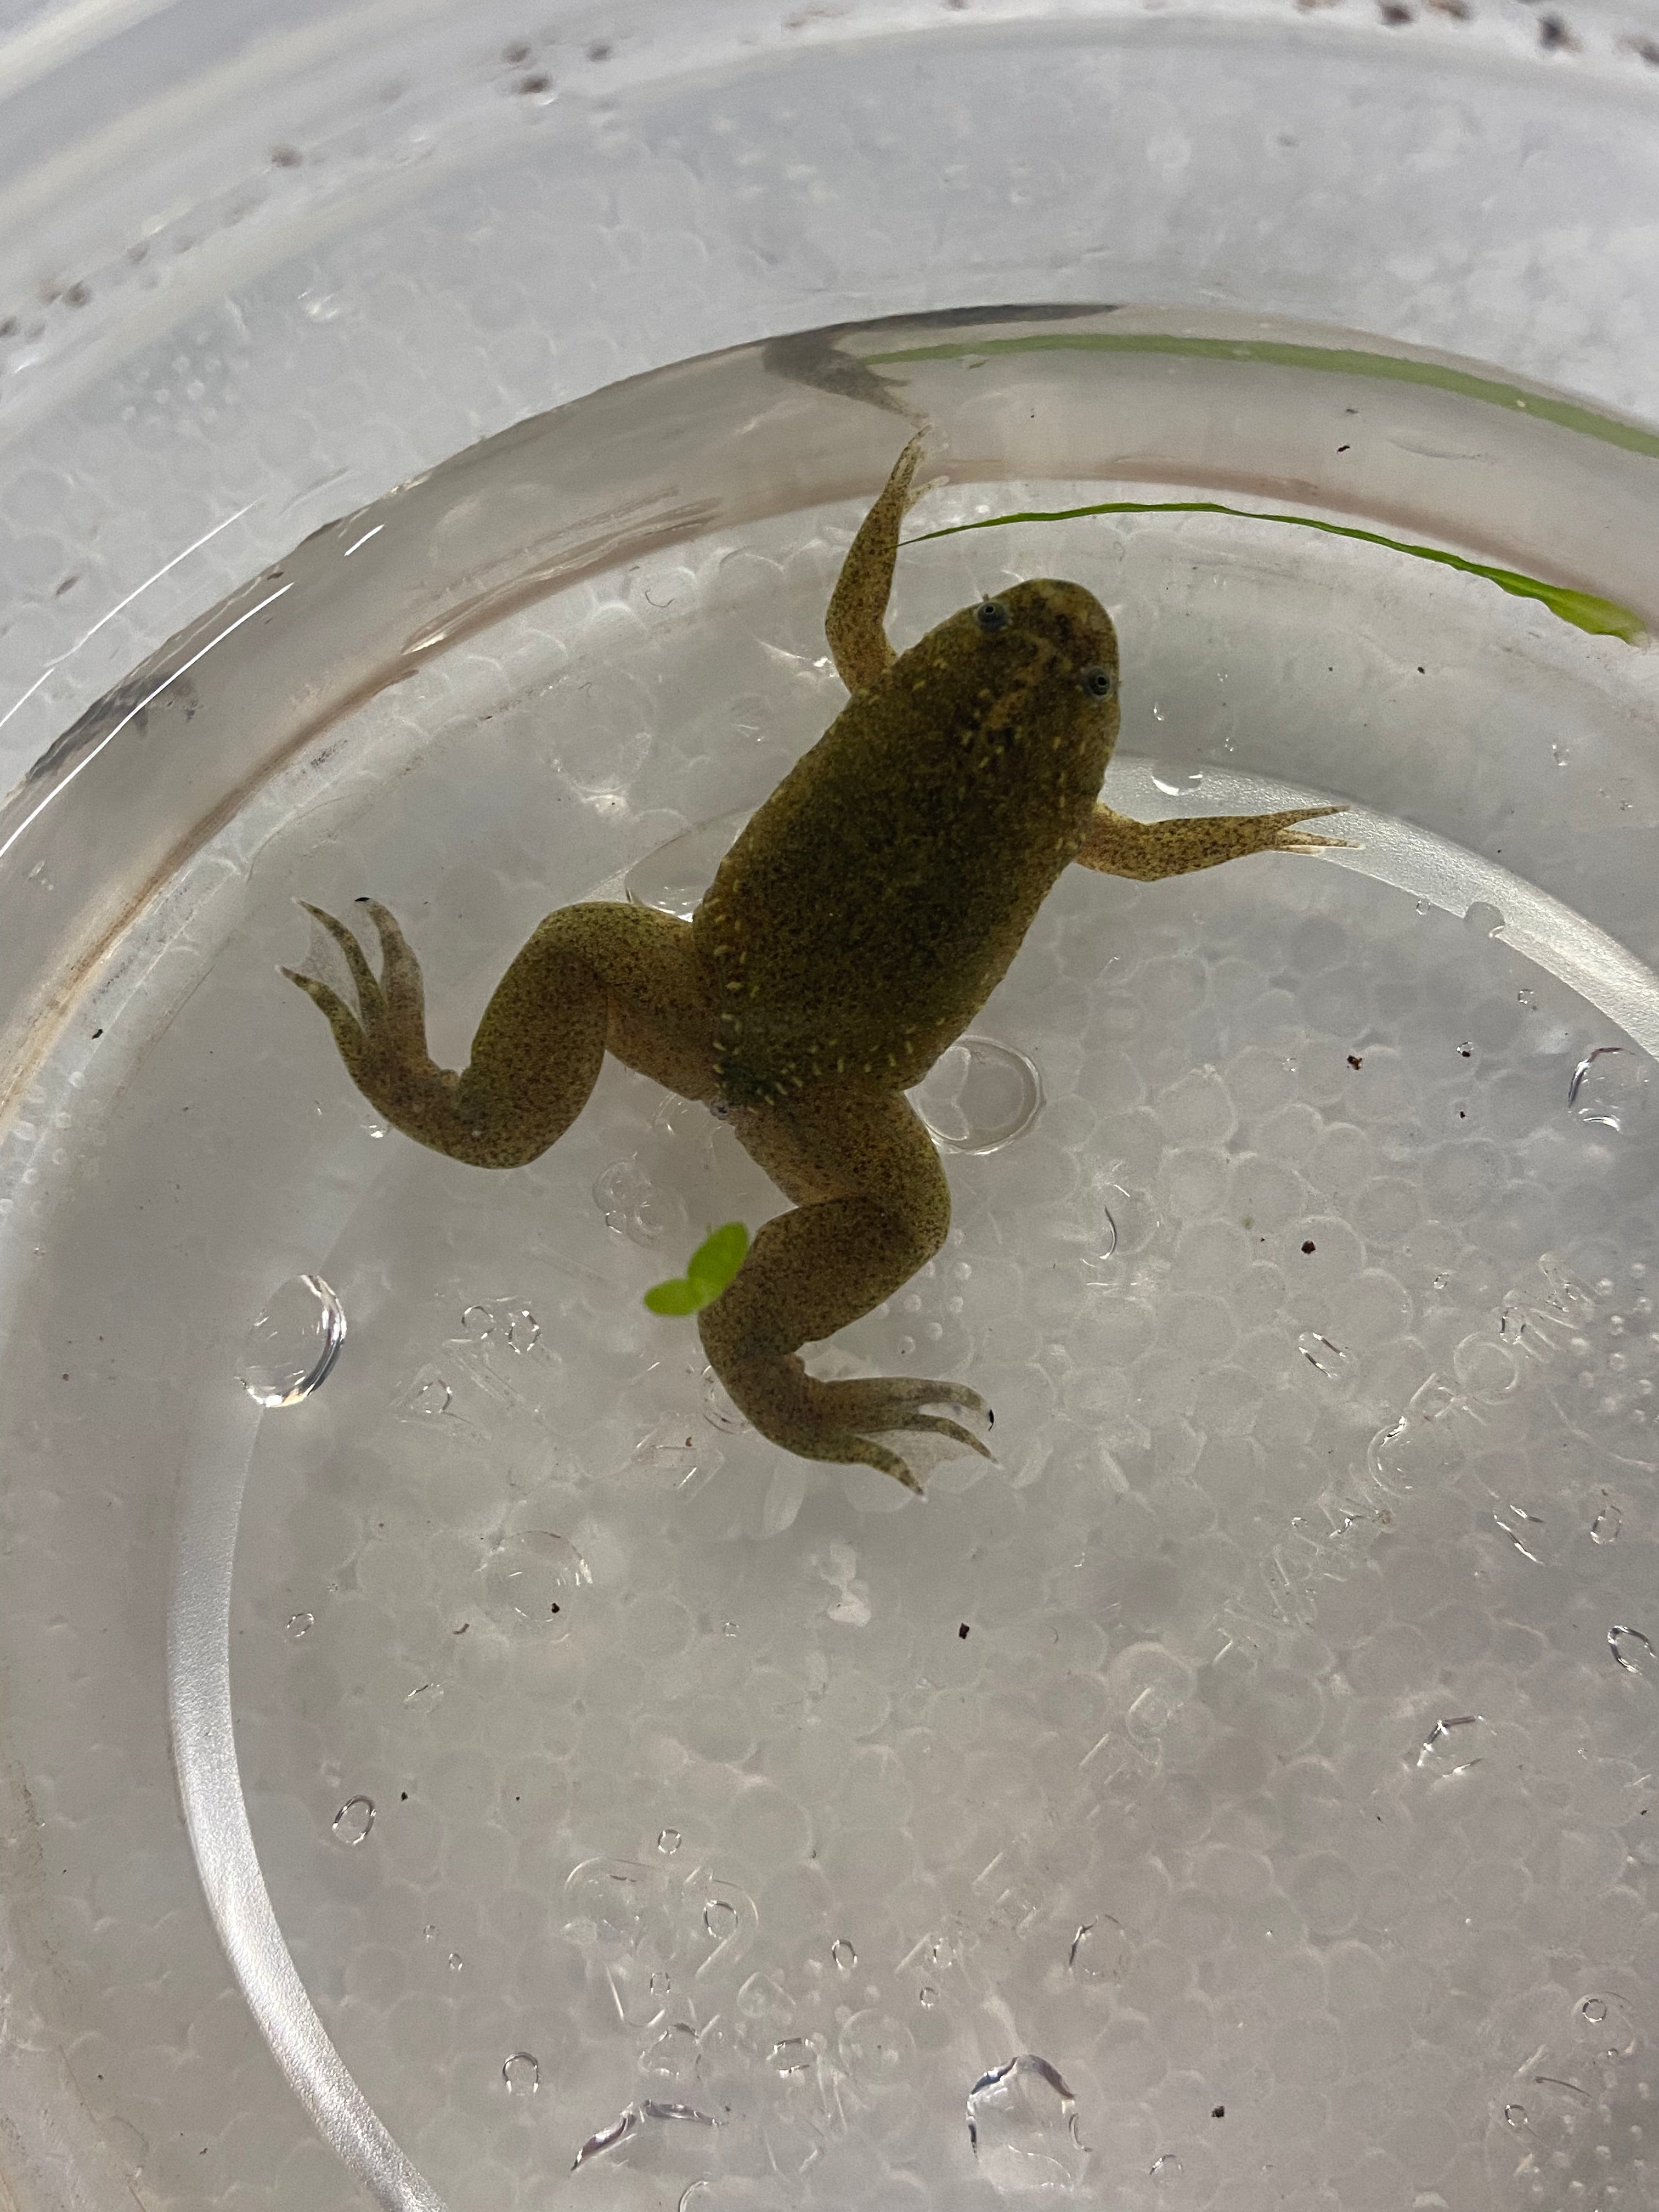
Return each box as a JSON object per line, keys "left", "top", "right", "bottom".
{"left": 975, "top": 600, "right": 1012, "bottom": 634}
{"left": 1081, "top": 665, "right": 1117, "bottom": 699}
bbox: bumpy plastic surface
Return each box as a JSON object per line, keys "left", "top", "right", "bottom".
{"left": 4, "top": 6, "right": 1659, "bottom": 2211}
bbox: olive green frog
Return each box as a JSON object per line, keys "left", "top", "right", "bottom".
{"left": 290, "top": 439, "right": 1345, "bottom": 1489}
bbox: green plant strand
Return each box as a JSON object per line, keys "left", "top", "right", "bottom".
{"left": 906, "top": 498, "right": 1643, "bottom": 644}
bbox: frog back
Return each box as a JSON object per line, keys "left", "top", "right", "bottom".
{"left": 693, "top": 585, "right": 1118, "bottom": 1107}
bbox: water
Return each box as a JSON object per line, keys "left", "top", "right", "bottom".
{"left": 5, "top": 309, "right": 1659, "bottom": 2211}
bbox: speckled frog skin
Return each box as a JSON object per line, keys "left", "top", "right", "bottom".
{"left": 291, "top": 439, "right": 1345, "bottom": 1488}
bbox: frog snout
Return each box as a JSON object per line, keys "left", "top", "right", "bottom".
{"left": 1002, "top": 578, "right": 1118, "bottom": 671}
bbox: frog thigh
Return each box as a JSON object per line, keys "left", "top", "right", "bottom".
{"left": 698, "top": 1086, "right": 990, "bottom": 1489}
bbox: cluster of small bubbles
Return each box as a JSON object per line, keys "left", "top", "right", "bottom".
{"left": 284, "top": 1609, "right": 314, "bottom": 1639}
{"left": 593, "top": 1156, "right": 688, "bottom": 1247}
{"left": 500, "top": 2051, "right": 540, "bottom": 2095}
{"left": 461, "top": 1299, "right": 541, "bottom": 1352}
{"left": 330, "top": 1795, "right": 374, "bottom": 1846}
{"left": 1609, "top": 1624, "right": 1655, "bottom": 1675}
{"left": 966, "top": 2054, "right": 1087, "bottom": 2189}
{"left": 910, "top": 1036, "right": 1043, "bottom": 1153}
{"left": 235, "top": 1273, "right": 346, "bottom": 1407}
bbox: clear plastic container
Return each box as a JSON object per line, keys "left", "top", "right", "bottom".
{"left": 3, "top": 6, "right": 1659, "bottom": 2209}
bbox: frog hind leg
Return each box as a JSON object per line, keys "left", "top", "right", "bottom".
{"left": 824, "top": 433, "right": 926, "bottom": 693}
{"left": 285, "top": 898, "right": 717, "bottom": 1167}
{"left": 701, "top": 1085, "right": 991, "bottom": 1492}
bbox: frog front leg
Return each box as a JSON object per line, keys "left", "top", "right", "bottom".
{"left": 700, "top": 1085, "right": 991, "bottom": 1492}
{"left": 825, "top": 433, "right": 926, "bottom": 692}
{"left": 286, "top": 898, "right": 717, "bottom": 1166}
{"left": 1074, "top": 800, "right": 1353, "bottom": 882}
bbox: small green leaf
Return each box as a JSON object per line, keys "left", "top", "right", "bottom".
{"left": 686, "top": 1221, "right": 749, "bottom": 1295}
{"left": 643, "top": 1222, "right": 750, "bottom": 1318}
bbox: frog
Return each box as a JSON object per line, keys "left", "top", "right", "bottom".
{"left": 288, "top": 437, "right": 1347, "bottom": 1491}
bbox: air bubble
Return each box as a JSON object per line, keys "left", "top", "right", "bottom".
{"left": 624, "top": 808, "right": 751, "bottom": 919}
{"left": 700, "top": 1364, "right": 749, "bottom": 1433}
{"left": 1150, "top": 765, "right": 1204, "bottom": 797}
{"left": 831, "top": 1937, "right": 855, "bottom": 1971}
{"left": 236, "top": 1274, "right": 345, "bottom": 1406}
{"left": 285, "top": 1610, "right": 314, "bottom": 1639}
{"left": 1067, "top": 1915, "right": 1130, "bottom": 1983}
{"left": 1609, "top": 1624, "right": 1655, "bottom": 1675}
{"left": 331, "top": 1795, "right": 374, "bottom": 1846}
{"left": 1414, "top": 1714, "right": 1491, "bottom": 1776}
{"left": 448, "top": 1951, "right": 463, "bottom": 1971}
{"left": 1464, "top": 900, "right": 1504, "bottom": 936}
{"left": 501, "top": 2050, "right": 540, "bottom": 2094}
{"left": 839, "top": 2010, "right": 913, "bottom": 2088}
{"left": 703, "top": 1897, "right": 740, "bottom": 1943}
{"left": 919, "top": 1985, "right": 939, "bottom": 2007}
{"left": 911, "top": 1036, "right": 1043, "bottom": 1154}
{"left": 1567, "top": 1044, "right": 1651, "bottom": 1132}
{"left": 1298, "top": 1331, "right": 1346, "bottom": 1375}
{"left": 594, "top": 1158, "right": 687, "bottom": 1248}
{"left": 658, "top": 1827, "right": 682, "bottom": 1855}
{"left": 461, "top": 1300, "right": 541, "bottom": 1353}
{"left": 1150, "top": 2153, "right": 1183, "bottom": 2180}
{"left": 771, "top": 2036, "right": 817, "bottom": 2073}
{"left": 572, "top": 2101, "right": 718, "bottom": 2171}
{"left": 1590, "top": 1500, "right": 1622, "bottom": 1544}
{"left": 966, "top": 2053, "right": 1087, "bottom": 2189}
{"left": 483, "top": 1527, "right": 591, "bottom": 1634}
